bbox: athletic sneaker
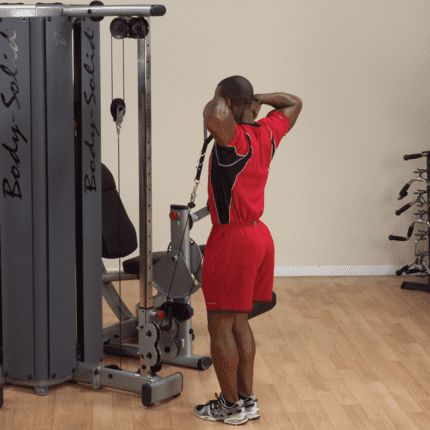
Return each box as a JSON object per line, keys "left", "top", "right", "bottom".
{"left": 194, "top": 392, "right": 248, "bottom": 425}
{"left": 239, "top": 394, "right": 261, "bottom": 420}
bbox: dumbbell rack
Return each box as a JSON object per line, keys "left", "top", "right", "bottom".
{"left": 395, "top": 151, "right": 430, "bottom": 293}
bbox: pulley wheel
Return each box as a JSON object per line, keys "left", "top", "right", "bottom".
{"left": 110, "top": 98, "right": 126, "bottom": 122}
{"left": 110, "top": 18, "right": 128, "bottom": 39}
{"left": 128, "top": 17, "right": 150, "bottom": 39}
{"left": 89, "top": 1, "right": 104, "bottom": 22}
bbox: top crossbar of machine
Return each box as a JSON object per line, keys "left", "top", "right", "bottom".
{"left": 0, "top": 4, "right": 166, "bottom": 18}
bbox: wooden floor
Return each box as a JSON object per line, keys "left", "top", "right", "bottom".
{"left": 2, "top": 275, "right": 430, "bottom": 429}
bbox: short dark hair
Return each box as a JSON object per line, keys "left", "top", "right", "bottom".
{"left": 217, "top": 75, "right": 254, "bottom": 111}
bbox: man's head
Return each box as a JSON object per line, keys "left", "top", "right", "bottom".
{"left": 215, "top": 75, "right": 255, "bottom": 123}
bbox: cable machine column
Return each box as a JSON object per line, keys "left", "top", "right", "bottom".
{"left": 137, "top": 19, "right": 154, "bottom": 376}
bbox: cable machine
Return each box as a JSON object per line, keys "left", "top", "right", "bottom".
{"left": 0, "top": 1, "right": 195, "bottom": 407}
{"left": 0, "top": 1, "right": 277, "bottom": 409}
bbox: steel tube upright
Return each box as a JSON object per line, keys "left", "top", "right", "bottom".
{"left": 137, "top": 20, "right": 154, "bottom": 374}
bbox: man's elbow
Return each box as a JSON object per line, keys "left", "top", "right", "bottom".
{"left": 294, "top": 97, "right": 303, "bottom": 109}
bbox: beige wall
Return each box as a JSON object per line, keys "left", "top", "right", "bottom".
{"left": 96, "top": 0, "right": 430, "bottom": 273}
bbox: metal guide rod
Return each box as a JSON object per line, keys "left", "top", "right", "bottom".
{"left": 0, "top": 4, "right": 166, "bottom": 18}
{"left": 62, "top": 5, "right": 166, "bottom": 17}
{"left": 137, "top": 24, "right": 152, "bottom": 311}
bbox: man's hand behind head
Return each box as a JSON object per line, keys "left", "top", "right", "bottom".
{"left": 251, "top": 98, "right": 261, "bottom": 120}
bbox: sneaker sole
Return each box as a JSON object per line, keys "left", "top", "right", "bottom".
{"left": 246, "top": 410, "right": 261, "bottom": 420}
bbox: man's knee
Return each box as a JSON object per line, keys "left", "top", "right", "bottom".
{"left": 233, "top": 313, "right": 250, "bottom": 331}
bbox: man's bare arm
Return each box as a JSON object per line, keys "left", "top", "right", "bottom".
{"left": 255, "top": 92, "right": 303, "bottom": 130}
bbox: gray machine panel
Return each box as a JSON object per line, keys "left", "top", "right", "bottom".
{"left": 0, "top": 17, "right": 35, "bottom": 380}
{"left": 45, "top": 15, "right": 76, "bottom": 380}
{"left": 0, "top": 16, "right": 78, "bottom": 381}
{"left": 78, "top": 19, "right": 102, "bottom": 364}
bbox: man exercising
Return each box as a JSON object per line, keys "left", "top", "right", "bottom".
{"left": 194, "top": 75, "right": 302, "bottom": 425}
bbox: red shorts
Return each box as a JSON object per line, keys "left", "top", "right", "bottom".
{"left": 201, "top": 219, "right": 275, "bottom": 313}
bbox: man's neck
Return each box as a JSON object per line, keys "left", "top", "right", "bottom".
{"left": 237, "top": 114, "right": 256, "bottom": 125}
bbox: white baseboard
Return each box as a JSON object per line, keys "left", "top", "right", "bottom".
{"left": 104, "top": 265, "right": 411, "bottom": 277}
{"left": 274, "top": 265, "right": 403, "bottom": 277}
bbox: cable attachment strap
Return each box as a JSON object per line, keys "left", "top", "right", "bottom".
{"left": 165, "top": 135, "right": 214, "bottom": 304}
{"left": 189, "top": 179, "right": 200, "bottom": 206}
